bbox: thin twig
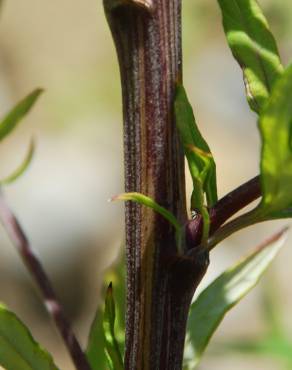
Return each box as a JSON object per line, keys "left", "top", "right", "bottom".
{"left": 0, "top": 190, "right": 91, "bottom": 370}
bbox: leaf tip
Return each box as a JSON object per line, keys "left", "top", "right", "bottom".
{"left": 257, "top": 226, "right": 289, "bottom": 252}
{"left": 32, "top": 88, "right": 45, "bottom": 100}
{"left": 107, "top": 282, "right": 113, "bottom": 294}
{"left": 108, "top": 194, "right": 125, "bottom": 202}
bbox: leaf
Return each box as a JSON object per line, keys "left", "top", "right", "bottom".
{"left": 86, "top": 254, "right": 126, "bottom": 370}
{"left": 103, "top": 283, "right": 123, "bottom": 370}
{"left": 0, "top": 304, "right": 58, "bottom": 370}
{"left": 174, "top": 84, "right": 217, "bottom": 207}
{"left": 0, "top": 138, "right": 35, "bottom": 185}
{"left": 103, "top": 254, "right": 126, "bottom": 353}
{"left": 217, "top": 0, "right": 283, "bottom": 113}
{"left": 86, "top": 307, "right": 107, "bottom": 370}
{"left": 111, "top": 192, "right": 181, "bottom": 234}
{"left": 258, "top": 64, "right": 292, "bottom": 216}
{"left": 185, "top": 228, "right": 287, "bottom": 369}
{"left": 0, "top": 89, "right": 43, "bottom": 142}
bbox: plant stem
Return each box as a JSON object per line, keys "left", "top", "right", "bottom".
{"left": 0, "top": 190, "right": 91, "bottom": 370}
{"left": 104, "top": 1, "right": 211, "bottom": 369}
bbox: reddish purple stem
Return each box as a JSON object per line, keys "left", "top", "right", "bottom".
{"left": 0, "top": 191, "right": 91, "bottom": 370}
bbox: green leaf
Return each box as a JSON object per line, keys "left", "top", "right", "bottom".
{"left": 0, "top": 138, "right": 35, "bottom": 185}
{"left": 103, "top": 283, "right": 123, "bottom": 370}
{"left": 185, "top": 227, "right": 287, "bottom": 369}
{"left": 0, "top": 89, "right": 43, "bottom": 142}
{"left": 174, "top": 84, "right": 217, "bottom": 207}
{"left": 111, "top": 192, "right": 181, "bottom": 235}
{"left": 86, "top": 306, "right": 107, "bottom": 370}
{"left": 258, "top": 64, "right": 292, "bottom": 216}
{"left": 0, "top": 304, "right": 58, "bottom": 370}
{"left": 103, "top": 254, "right": 125, "bottom": 353}
{"left": 86, "top": 254, "right": 126, "bottom": 370}
{"left": 217, "top": 0, "right": 283, "bottom": 113}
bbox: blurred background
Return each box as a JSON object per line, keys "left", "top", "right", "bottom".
{"left": 0, "top": 0, "right": 292, "bottom": 369}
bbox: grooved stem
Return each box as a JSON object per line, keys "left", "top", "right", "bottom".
{"left": 104, "top": 1, "right": 207, "bottom": 369}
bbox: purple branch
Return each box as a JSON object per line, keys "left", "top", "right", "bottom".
{"left": 185, "top": 176, "right": 261, "bottom": 249}
{"left": 0, "top": 191, "right": 91, "bottom": 370}
{"left": 210, "top": 175, "right": 261, "bottom": 233}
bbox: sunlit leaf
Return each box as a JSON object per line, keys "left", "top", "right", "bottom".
{"left": 174, "top": 84, "right": 217, "bottom": 207}
{"left": 0, "top": 138, "right": 35, "bottom": 185}
{"left": 0, "top": 89, "right": 43, "bottom": 142}
{"left": 185, "top": 228, "right": 287, "bottom": 369}
{"left": 0, "top": 304, "right": 58, "bottom": 370}
{"left": 103, "top": 283, "right": 123, "bottom": 370}
{"left": 258, "top": 64, "right": 292, "bottom": 216}
{"left": 217, "top": 0, "right": 283, "bottom": 113}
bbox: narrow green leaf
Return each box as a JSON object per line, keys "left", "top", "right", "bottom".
{"left": 103, "top": 283, "right": 123, "bottom": 370}
{"left": 174, "top": 84, "right": 217, "bottom": 207}
{"left": 0, "top": 89, "right": 43, "bottom": 142}
{"left": 217, "top": 0, "right": 283, "bottom": 112}
{"left": 86, "top": 307, "right": 107, "bottom": 370}
{"left": 86, "top": 254, "right": 126, "bottom": 370}
{"left": 0, "top": 304, "right": 58, "bottom": 370}
{"left": 258, "top": 64, "right": 292, "bottom": 216}
{"left": 0, "top": 138, "right": 35, "bottom": 185}
{"left": 111, "top": 192, "right": 181, "bottom": 234}
{"left": 185, "top": 228, "right": 287, "bottom": 369}
{"left": 103, "top": 254, "right": 125, "bottom": 353}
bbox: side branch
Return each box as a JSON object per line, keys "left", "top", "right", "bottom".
{"left": 210, "top": 175, "right": 261, "bottom": 232}
{"left": 185, "top": 176, "right": 261, "bottom": 248}
{"left": 0, "top": 191, "right": 91, "bottom": 370}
